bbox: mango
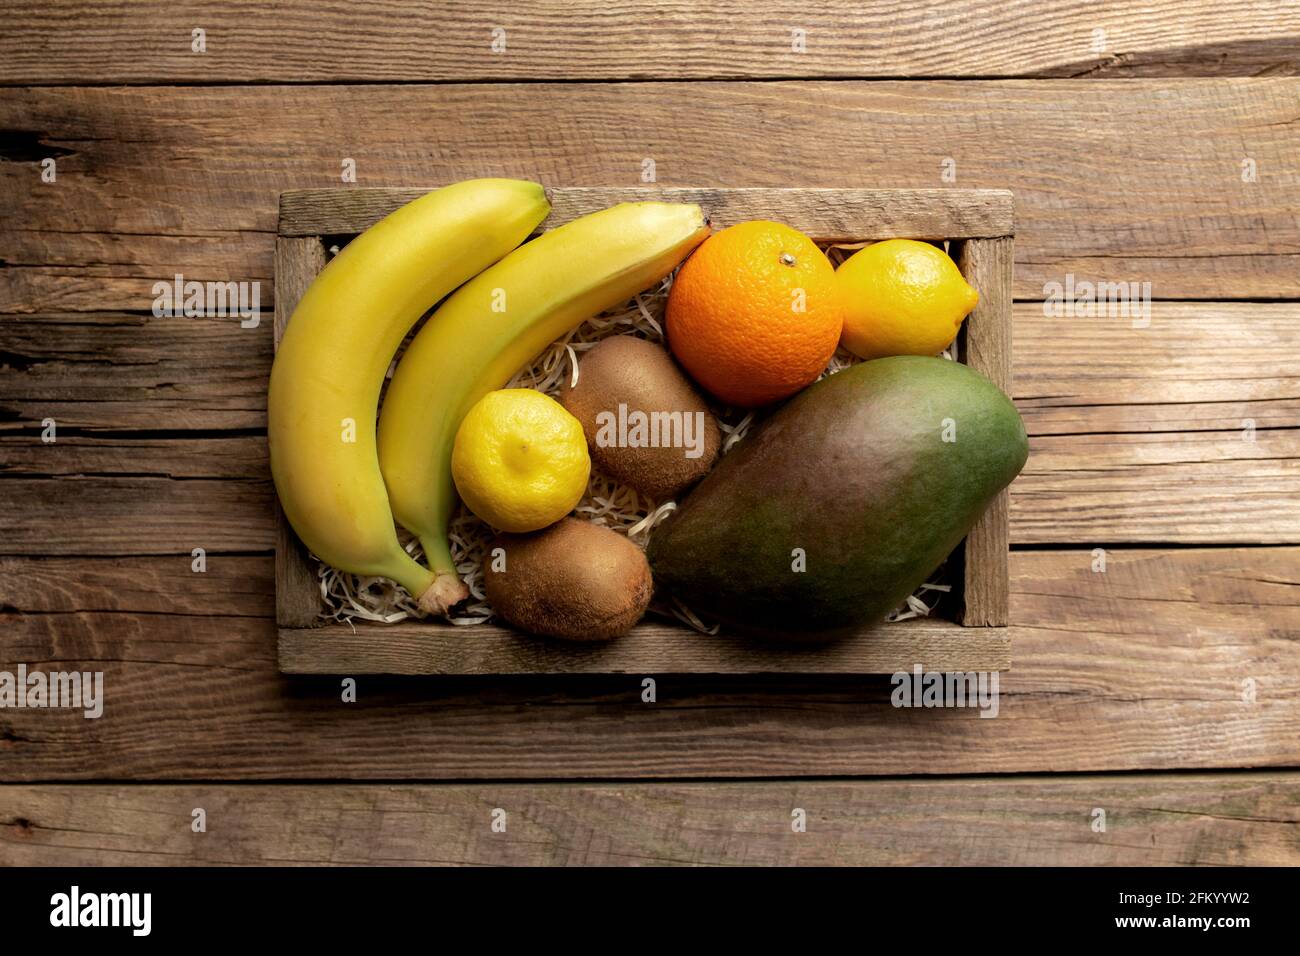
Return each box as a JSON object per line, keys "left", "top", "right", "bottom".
{"left": 646, "top": 356, "right": 1028, "bottom": 638}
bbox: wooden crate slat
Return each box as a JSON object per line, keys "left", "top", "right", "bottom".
{"left": 272, "top": 237, "right": 328, "bottom": 628}
{"left": 274, "top": 186, "right": 1014, "bottom": 674}
{"left": 278, "top": 617, "right": 1010, "bottom": 675}
{"left": 956, "top": 236, "right": 1014, "bottom": 626}
{"left": 279, "top": 187, "right": 1014, "bottom": 240}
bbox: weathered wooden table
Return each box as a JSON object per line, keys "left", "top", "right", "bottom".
{"left": 1, "top": 2, "right": 1297, "bottom": 865}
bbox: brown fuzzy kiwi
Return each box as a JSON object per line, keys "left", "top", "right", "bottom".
{"left": 484, "top": 518, "right": 652, "bottom": 641}
{"left": 559, "top": 336, "right": 720, "bottom": 501}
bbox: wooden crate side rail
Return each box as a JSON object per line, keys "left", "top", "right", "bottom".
{"left": 273, "top": 236, "right": 328, "bottom": 629}
{"left": 279, "top": 187, "right": 1015, "bottom": 240}
{"left": 956, "top": 236, "right": 1014, "bottom": 626}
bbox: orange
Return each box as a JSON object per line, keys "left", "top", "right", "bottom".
{"left": 665, "top": 220, "right": 842, "bottom": 407}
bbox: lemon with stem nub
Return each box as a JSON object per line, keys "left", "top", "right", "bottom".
{"left": 451, "top": 389, "right": 591, "bottom": 533}
{"left": 836, "top": 239, "right": 979, "bottom": 359}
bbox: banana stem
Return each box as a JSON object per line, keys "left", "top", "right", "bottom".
{"left": 417, "top": 572, "right": 470, "bottom": 618}
{"left": 420, "top": 534, "right": 458, "bottom": 577}
{"left": 416, "top": 536, "right": 469, "bottom": 617}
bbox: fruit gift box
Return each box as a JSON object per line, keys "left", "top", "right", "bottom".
{"left": 270, "top": 183, "right": 1021, "bottom": 676}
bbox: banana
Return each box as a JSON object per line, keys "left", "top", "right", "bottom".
{"left": 378, "top": 201, "right": 711, "bottom": 614}
{"left": 268, "top": 179, "right": 550, "bottom": 613}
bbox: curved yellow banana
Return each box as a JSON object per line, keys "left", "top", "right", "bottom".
{"left": 269, "top": 179, "right": 550, "bottom": 613}
{"left": 379, "top": 201, "right": 710, "bottom": 614}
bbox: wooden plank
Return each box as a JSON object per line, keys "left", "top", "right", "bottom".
{"left": 0, "top": 312, "right": 269, "bottom": 432}
{"left": 272, "top": 237, "right": 326, "bottom": 628}
{"left": 0, "top": 555, "right": 273, "bottom": 617}
{"left": 272, "top": 238, "right": 324, "bottom": 346}
{"left": 280, "top": 187, "right": 1014, "bottom": 239}
{"left": 956, "top": 237, "right": 1012, "bottom": 625}
{"left": 2, "top": 1, "right": 1296, "bottom": 84}
{"left": 278, "top": 618, "right": 1010, "bottom": 676}
{"left": 1016, "top": 430, "right": 1300, "bottom": 544}
{"left": 0, "top": 434, "right": 266, "bottom": 479}
{"left": 6, "top": 304, "right": 1295, "bottom": 435}
{"left": 0, "top": 478, "right": 272, "bottom": 555}
{"left": 1, "top": 773, "right": 1296, "bottom": 866}
{"left": 1016, "top": 301, "right": 1300, "bottom": 435}
{"left": 3, "top": 81, "right": 1298, "bottom": 310}
{"left": 0, "top": 548, "right": 1294, "bottom": 779}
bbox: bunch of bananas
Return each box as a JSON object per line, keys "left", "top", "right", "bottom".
{"left": 268, "top": 179, "right": 709, "bottom": 616}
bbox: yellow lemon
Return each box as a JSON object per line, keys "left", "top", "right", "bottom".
{"left": 452, "top": 389, "right": 590, "bottom": 532}
{"left": 835, "top": 239, "right": 979, "bottom": 359}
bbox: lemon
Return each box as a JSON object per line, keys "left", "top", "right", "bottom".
{"left": 452, "top": 389, "right": 590, "bottom": 533}
{"left": 835, "top": 239, "right": 979, "bottom": 359}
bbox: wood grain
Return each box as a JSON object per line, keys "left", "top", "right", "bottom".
{"left": 0, "top": 434, "right": 266, "bottom": 479}
{"left": 278, "top": 617, "right": 1011, "bottom": 676}
{"left": 0, "top": 554, "right": 273, "bottom": 617}
{"left": 0, "top": 477, "right": 272, "bottom": 555}
{"left": 2, "top": 774, "right": 1296, "bottom": 866}
{"left": 6, "top": 303, "right": 1294, "bottom": 435}
{"left": 1, "top": 548, "right": 1294, "bottom": 779}
{"left": 0, "top": 312, "right": 269, "bottom": 432}
{"left": 1017, "top": 430, "right": 1300, "bottom": 544}
{"left": 3, "top": 81, "right": 1298, "bottom": 311}
{"left": 5, "top": 429, "right": 1294, "bottom": 552}
{"left": 1016, "top": 301, "right": 1300, "bottom": 435}
{"left": 280, "top": 186, "right": 1014, "bottom": 238}
{"left": 1, "top": 1, "right": 1296, "bottom": 84}
{"left": 956, "top": 237, "right": 1012, "bottom": 624}
{"left": 272, "top": 237, "right": 326, "bottom": 629}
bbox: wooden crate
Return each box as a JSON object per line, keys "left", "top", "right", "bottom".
{"left": 274, "top": 186, "right": 1015, "bottom": 675}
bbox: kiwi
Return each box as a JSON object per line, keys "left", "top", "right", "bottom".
{"left": 484, "top": 518, "right": 652, "bottom": 641}
{"left": 560, "top": 336, "right": 720, "bottom": 501}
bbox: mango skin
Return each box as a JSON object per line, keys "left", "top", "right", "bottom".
{"left": 646, "top": 356, "right": 1028, "bottom": 638}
